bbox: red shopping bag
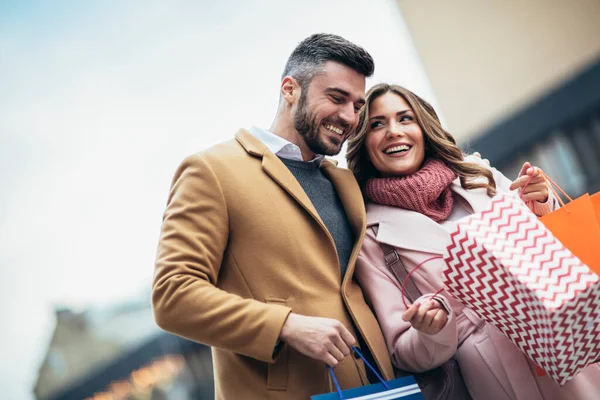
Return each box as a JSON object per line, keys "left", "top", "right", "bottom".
{"left": 443, "top": 193, "right": 600, "bottom": 385}
{"left": 535, "top": 173, "right": 600, "bottom": 276}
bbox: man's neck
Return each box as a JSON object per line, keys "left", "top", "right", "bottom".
{"left": 269, "top": 120, "right": 316, "bottom": 162}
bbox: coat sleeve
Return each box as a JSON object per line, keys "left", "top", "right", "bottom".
{"left": 152, "top": 154, "right": 292, "bottom": 363}
{"left": 464, "top": 154, "right": 559, "bottom": 216}
{"left": 355, "top": 233, "right": 458, "bottom": 373}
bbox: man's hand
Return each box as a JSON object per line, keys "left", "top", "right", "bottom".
{"left": 279, "top": 313, "right": 356, "bottom": 367}
{"left": 509, "top": 162, "right": 549, "bottom": 203}
{"left": 402, "top": 300, "right": 448, "bottom": 335}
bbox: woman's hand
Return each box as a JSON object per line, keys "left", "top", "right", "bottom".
{"left": 509, "top": 162, "right": 549, "bottom": 203}
{"left": 402, "top": 299, "right": 448, "bottom": 335}
{"left": 471, "top": 151, "right": 490, "bottom": 166}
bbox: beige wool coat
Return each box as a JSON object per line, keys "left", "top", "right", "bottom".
{"left": 152, "top": 129, "right": 394, "bottom": 400}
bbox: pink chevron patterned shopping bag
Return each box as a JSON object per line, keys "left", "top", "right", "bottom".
{"left": 443, "top": 193, "right": 600, "bottom": 385}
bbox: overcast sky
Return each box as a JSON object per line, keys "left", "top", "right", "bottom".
{"left": 0, "top": 1, "right": 437, "bottom": 398}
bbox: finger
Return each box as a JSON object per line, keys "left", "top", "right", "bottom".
{"left": 402, "top": 302, "right": 420, "bottom": 322}
{"left": 431, "top": 309, "right": 448, "bottom": 331}
{"left": 423, "top": 309, "right": 439, "bottom": 328}
{"left": 509, "top": 175, "right": 530, "bottom": 190}
{"left": 510, "top": 171, "right": 545, "bottom": 191}
{"left": 521, "top": 181, "right": 547, "bottom": 194}
{"left": 326, "top": 341, "right": 346, "bottom": 362}
{"left": 524, "top": 173, "right": 545, "bottom": 185}
{"left": 518, "top": 162, "right": 531, "bottom": 177}
{"left": 521, "top": 181, "right": 549, "bottom": 198}
{"left": 412, "top": 301, "right": 433, "bottom": 326}
{"left": 521, "top": 191, "right": 549, "bottom": 203}
{"left": 323, "top": 352, "right": 339, "bottom": 368}
{"left": 331, "top": 333, "right": 351, "bottom": 357}
{"left": 337, "top": 324, "right": 356, "bottom": 348}
{"left": 471, "top": 152, "right": 490, "bottom": 165}
{"left": 428, "top": 299, "right": 444, "bottom": 310}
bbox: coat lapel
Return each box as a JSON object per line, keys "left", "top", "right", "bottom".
{"left": 320, "top": 162, "right": 366, "bottom": 238}
{"left": 235, "top": 129, "right": 324, "bottom": 226}
{"left": 366, "top": 177, "right": 496, "bottom": 254}
{"left": 450, "top": 178, "right": 491, "bottom": 214}
{"left": 235, "top": 129, "right": 368, "bottom": 281}
{"left": 367, "top": 203, "right": 451, "bottom": 255}
{"left": 320, "top": 162, "right": 368, "bottom": 286}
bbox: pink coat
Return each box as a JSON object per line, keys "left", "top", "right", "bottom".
{"left": 355, "top": 159, "right": 600, "bottom": 400}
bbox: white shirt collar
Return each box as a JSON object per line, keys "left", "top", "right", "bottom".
{"left": 248, "top": 126, "right": 325, "bottom": 166}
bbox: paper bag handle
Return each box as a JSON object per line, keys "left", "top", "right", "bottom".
{"left": 520, "top": 168, "right": 573, "bottom": 210}
{"left": 327, "top": 346, "right": 389, "bottom": 399}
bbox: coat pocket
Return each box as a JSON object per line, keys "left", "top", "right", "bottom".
{"left": 266, "top": 297, "right": 288, "bottom": 391}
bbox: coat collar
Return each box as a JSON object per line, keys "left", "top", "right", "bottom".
{"left": 236, "top": 129, "right": 322, "bottom": 224}
{"left": 235, "top": 129, "right": 366, "bottom": 270}
{"left": 366, "top": 177, "right": 491, "bottom": 254}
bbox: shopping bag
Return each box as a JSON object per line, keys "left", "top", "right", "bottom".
{"left": 592, "top": 192, "right": 600, "bottom": 223}
{"left": 443, "top": 193, "right": 600, "bottom": 385}
{"left": 311, "top": 347, "right": 424, "bottom": 400}
{"left": 534, "top": 172, "right": 600, "bottom": 276}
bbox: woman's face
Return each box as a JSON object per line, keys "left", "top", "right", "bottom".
{"left": 365, "top": 92, "right": 425, "bottom": 177}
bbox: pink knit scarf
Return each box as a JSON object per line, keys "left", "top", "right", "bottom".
{"left": 365, "top": 158, "right": 457, "bottom": 222}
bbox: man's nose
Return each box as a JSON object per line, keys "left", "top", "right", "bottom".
{"left": 339, "top": 102, "right": 357, "bottom": 126}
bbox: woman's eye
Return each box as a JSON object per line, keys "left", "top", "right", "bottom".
{"left": 400, "top": 115, "right": 413, "bottom": 123}
{"left": 370, "top": 121, "right": 383, "bottom": 129}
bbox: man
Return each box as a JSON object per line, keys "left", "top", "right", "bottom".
{"left": 152, "top": 33, "right": 394, "bottom": 400}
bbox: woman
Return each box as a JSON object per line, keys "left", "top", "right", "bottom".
{"left": 346, "top": 83, "right": 600, "bottom": 400}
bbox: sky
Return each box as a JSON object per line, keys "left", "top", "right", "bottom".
{"left": 0, "top": 1, "right": 437, "bottom": 398}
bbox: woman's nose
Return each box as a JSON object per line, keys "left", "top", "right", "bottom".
{"left": 386, "top": 121, "right": 403, "bottom": 138}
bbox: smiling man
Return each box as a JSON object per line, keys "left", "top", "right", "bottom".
{"left": 152, "top": 33, "right": 394, "bottom": 400}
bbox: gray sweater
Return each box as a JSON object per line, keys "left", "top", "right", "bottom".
{"left": 279, "top": 157, "right": 355, "bottom": 279}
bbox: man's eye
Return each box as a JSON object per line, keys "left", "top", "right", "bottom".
{"left": 330, "top": 96, "right": 343, "bottom": 103}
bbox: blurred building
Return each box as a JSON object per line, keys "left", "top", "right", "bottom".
{"left": 395, "top": 0, "right": 600, "bottom": 195}
{"left": 34, "top": 297, "right": 214, "bottom": 400}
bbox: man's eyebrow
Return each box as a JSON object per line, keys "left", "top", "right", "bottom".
{"left": 368, "top": 109, "right": 411, "bottom": 121}
{"left": 326, "top": 87, "right": 366, "bottom": 106}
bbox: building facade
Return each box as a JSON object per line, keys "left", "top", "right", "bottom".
{"left": 395, "top": 0, "right": 600, "bottom": 195}
{"left": 34, "top": 300, "right": 214, "bottom": 400}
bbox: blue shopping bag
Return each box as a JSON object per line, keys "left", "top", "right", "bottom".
{"left": 311, "top": 347, "right": 424, "bottom": 400}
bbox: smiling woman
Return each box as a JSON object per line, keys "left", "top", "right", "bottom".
{"left": 347, "top": 83, "right": 496, "bottom": 196}
{"left": 345, "top": 83, "right": 600, "bottom": 400}
{"left": 364, "top": 92, "right": 425, "bottom": 177}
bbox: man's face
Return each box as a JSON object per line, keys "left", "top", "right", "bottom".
{"left": 293, "top": 61, "right": 366, "bottom": 156}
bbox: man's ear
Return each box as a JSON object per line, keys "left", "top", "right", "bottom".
{"left": 281, "top": 76, "right": 300, "bottom": 104}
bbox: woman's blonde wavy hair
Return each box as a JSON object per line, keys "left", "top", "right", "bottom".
{"left": 346, "top": 83, "right": 496, "bottom": 197}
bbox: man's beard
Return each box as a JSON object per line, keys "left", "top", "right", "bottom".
{"left": 293, "top": 91, "right": 348, "bottom": 156}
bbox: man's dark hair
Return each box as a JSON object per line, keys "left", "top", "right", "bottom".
{"left": 282, "top": 33, "right": 374, "bottom": 91}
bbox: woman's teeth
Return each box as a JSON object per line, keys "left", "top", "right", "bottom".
{"left": 385, "top": 145, "right": 410, "bottom": 154}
